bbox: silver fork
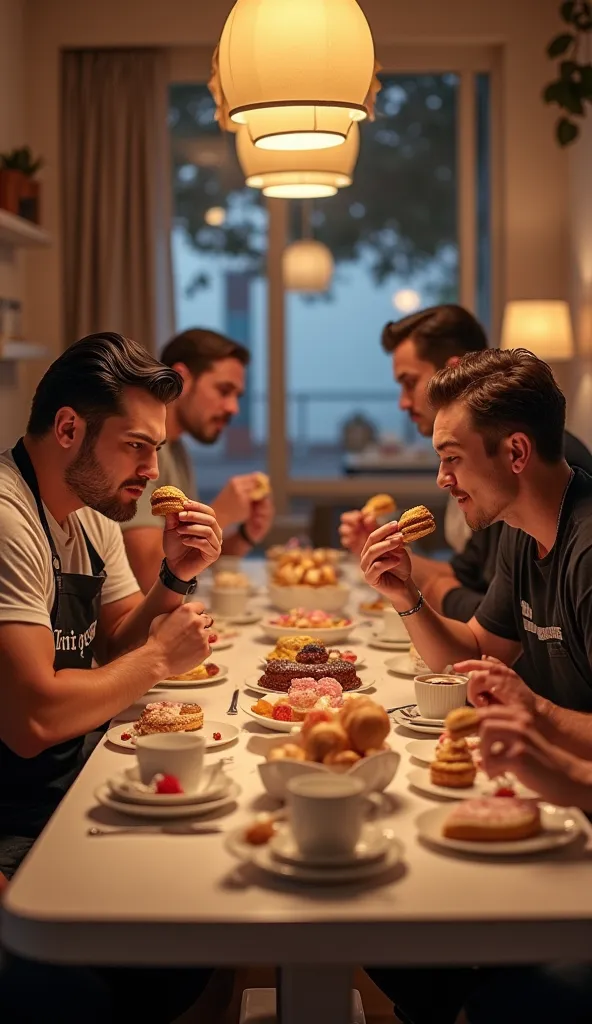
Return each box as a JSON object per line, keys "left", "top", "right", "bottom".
{"left": 226, "top": 688, "right": 239, "bottom": 715}
{"left": 399, "top": 706, "right": 420, "bottom": 720}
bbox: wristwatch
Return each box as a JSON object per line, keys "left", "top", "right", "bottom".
{"left": 238, "top": 521, "right": 256, "bottom": 547}
{"left": 159, "top": 558, "right": 198, "bottom": 596}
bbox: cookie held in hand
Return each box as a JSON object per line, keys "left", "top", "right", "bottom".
{"left": 150, "top": 485, "right": 188, "bottom": 517}
{"left": 398, "top": 504, "right": 436, "bottom": 543}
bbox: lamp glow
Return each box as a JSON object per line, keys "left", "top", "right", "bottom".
{"left": 501, "top": 300, "right": 575, "bottom": 361}
{"left": 283, "top": 240, "right": 334, "bottom": 292}
{"left": 237, "top": 123, "right": 359, "bottom": 199}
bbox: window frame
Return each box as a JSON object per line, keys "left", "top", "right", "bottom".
{"left": 169, "top": 45, "right": 502, "bottom": 514}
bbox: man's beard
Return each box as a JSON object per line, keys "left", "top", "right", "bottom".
{"left": 65, "top": 437, "right": 143, "bottom": 522}
{"left": 181, "top": 413, "right": 231, "bottom": 446}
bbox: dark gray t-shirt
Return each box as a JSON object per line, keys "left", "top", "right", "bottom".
{"left": 475, "top": 468, "right": 592, "bottom": 710}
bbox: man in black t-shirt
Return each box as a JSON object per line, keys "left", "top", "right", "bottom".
{"left": 361, "top": 347, "right": 592, "bottom": 712}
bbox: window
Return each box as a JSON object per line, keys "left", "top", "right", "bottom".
{"left": 169, "top": 84, "right": 269, "bottom": 503}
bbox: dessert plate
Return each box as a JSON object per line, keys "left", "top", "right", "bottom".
{"left": 105, "top": 720, "right": 239, "bottom": 752}
{"left": 209, "top": 635, "right": 236, "bottom": 652}
{"left": 107, "top": 764, "right": 231, "bottom": 805}
{"left": 226, "top": 826, "right": 403, "bottom": 883}
{"left": 239, "top": 697, "right": 302, "bottom": 733}
{"left": 270, "top": 822, "right": 391, "bottom": 867}
{"left": 95, "top": 780, "right": 241, "bottom": 819}
{"left": 224, "top": 611, "right": 262, "bottom": 626}
{"left": 406, "top": 739, "right": 438, "bottom": 764}
{"left": 244, "top": 674, "right": 377, "bottom": 696}
{"left": 407, "top": 767, "right": 537, "bottom": 802}
{"left": 155, "top": 664, "right": 229, "bottom": 688}
{"left": 367, "top": 635, "right": 410, "bottom": 652}
{"left": 385, "top": 653, "right": 417, "bottom": 677}
{"left": 416, "top": 803, "right": 584, "bottom": 856}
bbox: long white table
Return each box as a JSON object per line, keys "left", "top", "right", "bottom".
{"left": 3, "top": 566, "right": 592, "bottom": 1024}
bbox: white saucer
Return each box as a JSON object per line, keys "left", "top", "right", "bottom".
{"left": 226, "top": 826, "right": 403, "bottom": 883}
{"left": 244, "top": 674, "right": 377, "bottom": 696}
{"left": 367, "top": 636, "right": 410, "bottom": 652}
{"left": 225, "top": 611, "right": 262, "bottom": 626}
{"left": 392, "top": 710, "right": 443, "bottom": 735}
{"left": 105, "top": 720, "right": 239, "bottom": 752}
{"left": 408, "top": 766, "right": 538, "bottom": 802}
{"left": 95, "top": 780, "right": 241, "bottom": 819}
{"left": 416, "top": 803, "right": 584, "bottom": 856}
{"left": 156, "top": 664, "right": 228, "bottom": 687}
{"left": 385, "top": 653, "right": 417, "bottom": 677}
{"left": 209, "top": 636, "right": 236, "bottom": 651}
{"left": 270, "top": 822, "right": 390, "bottom": 867}
{"left": 107, "top": 764, "right": 231, "bottom": 805}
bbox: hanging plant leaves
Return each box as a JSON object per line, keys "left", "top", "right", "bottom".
{"left": 547, "top": 32, "right": 575, "bottom": 56}
{"left": 581, "top": 64, "right": 592, "bottom": 97}
{"left": 560, "top": 1, "right": 577, "bottom": 21}
{"left": 557, "top": 116, "right": 580, "bottom": 145}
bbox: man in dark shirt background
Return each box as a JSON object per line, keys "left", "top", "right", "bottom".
{"left": 340, "top": 304, "right": 592, "bottom": 621}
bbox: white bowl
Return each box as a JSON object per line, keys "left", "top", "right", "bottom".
{"left": 260, "top": 618, "right": 358, "bottom": 646}
{"left": 268, "top": 581, "right": 350, "bottom": 613}
{"left": 258, "top": 745, "right": 400, "bottom": 801}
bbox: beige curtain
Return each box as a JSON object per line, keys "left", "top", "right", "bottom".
{"left": 61, "top": 49, "right": 174, "bottom": 351}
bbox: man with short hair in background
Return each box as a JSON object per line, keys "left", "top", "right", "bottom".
{"left": 122, "top": 328, "right": 274, "bottom": 592}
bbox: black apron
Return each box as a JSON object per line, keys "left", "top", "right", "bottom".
{"left": 0, "top": 438, "right": 106, "bottom": 840}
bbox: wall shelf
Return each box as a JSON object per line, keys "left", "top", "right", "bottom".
{"left": 0, "top": 210, "right": 51, "bottom": 248}
{"left": 0, "top": 341, "right": 48, "bottom": 361}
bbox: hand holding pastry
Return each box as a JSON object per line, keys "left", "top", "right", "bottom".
{"left": 477, "top": 704, "right": 592, "bottom": 808}
{"left": 339, "top": 509, "right": 376, "bottom": 556}
{"left": 359, "top": 521, "right": 413, "bottom": 602}
{"left": 162, "top": 499, "right": 222, "bottom": 579}
{"left": 211, "top": 473, "right": 266, "bottom": 529}
{"left": 455, "top": 656, "right": 537, "bottom": 712}
{"left": 361, "top": 494, "right": 396, "bottom": 519}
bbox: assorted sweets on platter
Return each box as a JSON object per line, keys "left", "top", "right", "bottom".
{"left": 271, "top": 547, "right": 339, "bottom": 587}
{"left": 265, "top": 635, "right": 358, "bottom": 665}
{"left": 258, "top": 643, "right": 362, "bottom": 693}
{"left": 213, "top": 570, "right": 250, "bottom": 589}
{"left": 265, "top": 696, "right": 391, "bottom": 770}
{"left": 266, "top": 541, "right": 341, "bottom": 564}
{"left": 269, "top": 609, "right": 352, "bottom": 630}
{"left": 442, "top": 794, "right": 542, "bottom": 842}
{"left": 251, "top": 679, "right": 365, "bottom": 724}
{"left": 120, "top": 701, "right": 205, "bottom": 742}
{"left": 165, "top": 663, "right": 221, "bottom": 682}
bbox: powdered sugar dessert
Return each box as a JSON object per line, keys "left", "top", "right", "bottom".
{"left": 443, "top": 795, "right": 541, "bottom": 842}
{"left": 133, "top": 701, "right": 204, "bottom": 736}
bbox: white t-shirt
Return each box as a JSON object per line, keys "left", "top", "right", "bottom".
{"left": 0, "top": 450, "right": 140, "bottom": 634}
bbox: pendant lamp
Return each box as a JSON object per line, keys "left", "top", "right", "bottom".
{"left": 283, "top": 201, "right": 334, "bottom": 292}
{"left": 218, "top": 0, "right": 375, "bottom": 152}
{"left": 236, "top": 122, "right": 359, "bottom": 198}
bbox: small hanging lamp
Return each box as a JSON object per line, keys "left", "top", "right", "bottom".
{"left": 218, "top": 0, "right": 375, "bottom": 152}
{"left": 236, "top": 122, "right": 359, "bottom": 198}
{"left": 283, "top": 201, "right": 334, "bottom": 292}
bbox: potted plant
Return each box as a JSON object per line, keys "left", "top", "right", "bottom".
{"left": 543, "top": 1, "right": 592, "bottom": 145}
{"left": 0, "top": 147, "right": 43, "bottom": 223}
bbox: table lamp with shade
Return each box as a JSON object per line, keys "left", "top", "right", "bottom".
{"left": 500, "top": 300, "right": 575, "bottom": 361}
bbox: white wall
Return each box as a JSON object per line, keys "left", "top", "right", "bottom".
{"left": 0, "top": 0, "right": 33, "bottom": 446}
{"left": 23, "top": 0, "right": 569, "bottom": 362}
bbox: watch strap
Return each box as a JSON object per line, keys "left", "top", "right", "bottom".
{"left": 159, "top": 559, "right": 198, "bottom": 596}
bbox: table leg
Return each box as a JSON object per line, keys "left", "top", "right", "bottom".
{"left": 278, "top": 965, "right": 354, "bottom": 1024}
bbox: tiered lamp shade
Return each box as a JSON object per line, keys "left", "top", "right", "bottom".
{"left": 283, "top": 240, "right": 334, "bottom": 292}
{"left": 236, "top": 122, "right": 359, "bottom": 197}
{"left": 219, "top": 0, "right": 375, "bottom": 152}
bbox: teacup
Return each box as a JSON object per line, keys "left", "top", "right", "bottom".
{"left": 210, "top": 586, "right": 249, "bottom": 619}
{"left": 414, "top": 673, "right": 469, "bottom": 720}
{"left": 378, "top": 606, "right": 408, "bottom": 642}
{"left": 286, "top": 773, "right": 371, "bottom": 858}
{"left": 135, "top": 733, "right": 205, "bottom": 792}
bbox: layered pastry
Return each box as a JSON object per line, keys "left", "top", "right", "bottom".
{"left": 430, "top": 736, "right": 476, "bottom": 788}
{"left": 266, "top": 635, "right": 316, "bottom": 661}
{"left": 258, "top": 643, "right": 362, "bottom": 693}
{"left": 398, "top": 504, "right": 436, "bottom": 543}
{"left": 270, "top": 609, "right": 351, "bottom": 630}
{"left": 361, "top": 493, "right": 396, "bottom": 518}
{"left": 445, "top": 706, "right": 480, "bottom": 740}
{"left": 150, "top": 485, "right": 188, "bottom": 517}
{"left": 134, "top": 701, "right": 204, "bottom": 735}
{"left": 443, "top": 796, "right": 541, "bottom": 842}
{"left": 166, "top": 662, "right": 220, "bottom": 682}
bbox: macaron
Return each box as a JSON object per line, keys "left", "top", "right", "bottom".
{"left": 251, "top": 472, "right": 270, "bottom": 502}
{"left": 398, "top": 504, "right": 436, "bottom": 543}
{"left": 150, "top": 485, "right": 188, "bottom": 517}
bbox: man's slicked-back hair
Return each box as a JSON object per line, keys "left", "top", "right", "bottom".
{"left": 427, "top": 347, "right": 566, "bottom": 463}
{"left": 160, "top": 327, "right": 250, "bottom": 377}
{"left": 381, "top": 304, "right": 488, "bottom": 368}
{"left": 27, "top": 332, "right": 183, "bottom": 437}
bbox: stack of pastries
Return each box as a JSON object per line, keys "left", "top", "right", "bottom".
{"left": 266, "top": 696, "right": 391, "bottom": 770}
